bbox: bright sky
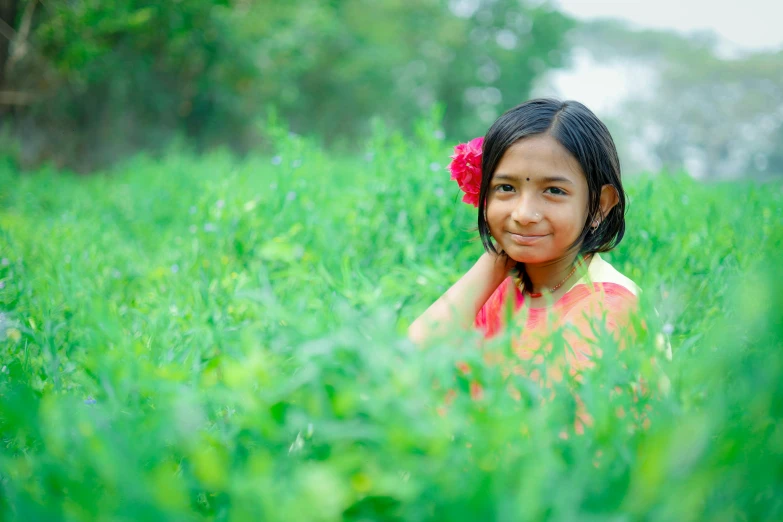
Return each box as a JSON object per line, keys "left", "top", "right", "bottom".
{"left": 554, "top": 0, "right": 783, "bottom": 51}
{"left": 539, "top": 0, "right": 783, "bottom": 173}
{"left": 539, "top": 0, "right": 783, "bottom": 115}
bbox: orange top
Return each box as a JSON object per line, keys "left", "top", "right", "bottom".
{"left": 472, "top": 254, "right": 641, "bottom": 435}
{"left": 475, "top": 253, "right": 639, "bottom": 360}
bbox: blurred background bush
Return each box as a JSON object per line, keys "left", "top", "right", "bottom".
{"left": 0, "top": 0, "right": 780, "bottom": 178}
{"left": 0, "top": 0, "right": 573, "bottom": 170}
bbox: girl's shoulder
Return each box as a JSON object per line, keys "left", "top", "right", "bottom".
{"left": 558, "top": 253, "right": 639, "bottom": 324}
{"left": 573, "top": 252, "right": 639, "bottom": 297}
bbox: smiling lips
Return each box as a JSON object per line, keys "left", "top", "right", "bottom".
{"left": 508, "top": 233, "right": 548, "bottom": 246}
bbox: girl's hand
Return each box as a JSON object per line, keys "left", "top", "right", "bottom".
{"left": 492, "top": 250, "right": 519, "bottom": 277}
{"left": 409, "top": 250, "right": 518, "bottom": 344}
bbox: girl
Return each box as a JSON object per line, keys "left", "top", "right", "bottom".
{"left": 409, "top": 99, "right": 639, "bottom": 358}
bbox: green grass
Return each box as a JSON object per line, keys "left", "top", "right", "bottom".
{"left": 0, "top": 123, "right": 782, "bottom": 521}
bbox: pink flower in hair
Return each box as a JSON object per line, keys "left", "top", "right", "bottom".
{"left": 448, "top": 136, "right": 484, "bottom": 207}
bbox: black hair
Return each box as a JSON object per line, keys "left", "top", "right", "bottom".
{"left": 477, "top": 98, "right": 626, "bottom": 278}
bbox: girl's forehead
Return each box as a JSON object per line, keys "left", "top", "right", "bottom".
{"left": 496, "top": 135, "right": 584, "bottom": 180}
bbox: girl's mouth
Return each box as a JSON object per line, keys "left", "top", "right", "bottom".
{"left": 508, "top": 233, "right": 548, "bottom": 246}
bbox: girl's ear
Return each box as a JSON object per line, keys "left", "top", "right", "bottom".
{"left": 592, "top": 184, "right": 620, "bottom": 227}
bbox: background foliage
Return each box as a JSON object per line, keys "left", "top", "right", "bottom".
{"left": 1, "top": 1, "right": 782, "bottom": 519}
{"left": 0, "top": 122, "right": 782, "bottom": 520}
{"left": 2, "top": 1, "right": 781, "bottom": 177}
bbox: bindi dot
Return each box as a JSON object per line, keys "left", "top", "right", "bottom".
{"left": 526, "top": 177, "right": 530, "bottom": 181}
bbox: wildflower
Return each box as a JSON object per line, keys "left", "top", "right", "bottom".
{"left": 204, "top": 223, "right": 217, "bottom": 232}
{"left": 6, "top": 328, "right": 21, "bottom": 342}
{"left": 470, "top": 381, "right": 484, "bottom": 401}
{"left": 288, "top": 432, "right": 304, "bottom": 454}
{"left": 286, "top": 191, "right": 296, "bottom": 202}
{"left": 216, "top": 199, "right": 225, "bottom": 209}
{"left": 1, "top": 258, "right": 8, "bottom": 266}
{"left": 84, "top": 397, "right": 97, "bottom": 405}
{"left": 658, "top": 373, "right": 672, "bottom": 396}
{"left": 271, "top": 155, "right": 282, "bottom": 165}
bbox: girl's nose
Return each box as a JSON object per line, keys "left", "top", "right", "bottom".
{"left": 511, "top": 193, "right": 543, "bottom": 225}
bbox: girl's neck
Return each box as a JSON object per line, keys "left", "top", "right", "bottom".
{"left": 523, "top": 252, "right": 588, "bottom": 298}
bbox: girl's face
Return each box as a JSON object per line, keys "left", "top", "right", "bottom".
{"left": 486, "top": 134, "right": 590, "bottom": 265}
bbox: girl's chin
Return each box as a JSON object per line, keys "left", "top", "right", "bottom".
{"left": 503, "top": 249, "right": 550, "bottom": 265}
{"left": 497, "top": 238, "right": 552, "bottom": 264}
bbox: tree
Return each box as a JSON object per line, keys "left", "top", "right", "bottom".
{"left": 0, "top": 0, "right": 19, "bottom": 107}
{"left": 1, "top": 0, "right": 573, "bottom": 171}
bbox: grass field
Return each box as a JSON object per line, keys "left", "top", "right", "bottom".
{"left": 1, "top": 124, "right": 782, "bottom": 521}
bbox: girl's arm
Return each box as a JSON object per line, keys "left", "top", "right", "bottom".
{"left": 408, "top": 252, "right": 515, "bottom": 344}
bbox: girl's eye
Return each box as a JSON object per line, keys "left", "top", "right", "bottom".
{"left": 545, "top": 187, "right": 567, "bottom": 196}
{"left": 495, "top": 184, "right": 514, "bottom": 193}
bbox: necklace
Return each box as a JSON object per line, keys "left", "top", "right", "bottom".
{"left": 519, "top": 256, "right": 589, "bottom": 299}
